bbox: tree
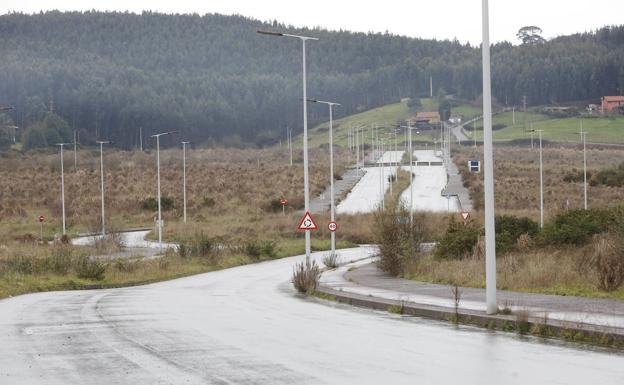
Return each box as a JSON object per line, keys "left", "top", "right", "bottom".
{"left": 439, "top": 99, "right": 452, "bottom": 121}
{"left": 517, "top": 26, "right": 546, "bottom": 45}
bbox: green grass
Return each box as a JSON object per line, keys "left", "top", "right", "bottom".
{"left": 465, "top": 114, "right": 624, "bottom": 144}
{"left": 306, "top": 100, "right": 414, "bottom": 149}
{"left": 452, "top": 104, "right": 482, "bottom": 119}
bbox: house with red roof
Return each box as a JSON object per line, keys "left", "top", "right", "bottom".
{"left": 601, "top": 96, "right": 624, "bottom": 114}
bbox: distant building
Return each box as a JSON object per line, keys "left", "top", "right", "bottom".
{"left": 449, "top": 115, "right": 462, "bottom": 125}
{"left": 601, "top": 96, "right": 624, "bottom": 114}
{"left": 414, "top": 111, "right": 440, "bottom": 124}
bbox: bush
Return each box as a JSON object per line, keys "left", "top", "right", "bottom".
{"left": 374, "top": 205, "right": 424, "bottom": 275}
{"left": 322, "top": 252, "right": 340, "bottom": 268}
{"left": 589, "top": 233, "right": 624, "bottom": 292}
{"left": 74, "top": 257, "right": 106, "bottom": 280}
{"left": 434, "top": 220, "right": 482, "bottom": 260}
{"left": 266, "top": 198, "right": 283, "bottom": 213}
{"left": 243, "top": 239, "right": 278, "bottom": 260}
{"left": 540, "top": 209, "right": 615, "bottom": 246}
{"left": 292, "top": 258, "right": 321, "bottom": 294}
{"left": 591, "top": 163, "right": 624, "bottom": 187}
{"left": 495, "top": 215, "right": 539, "bottom": 253}
{"left": 48, "top": 246, "right": 73, "bottom": 274}
{"left": 141, "top": 196, "right": 174, "bottom": 211}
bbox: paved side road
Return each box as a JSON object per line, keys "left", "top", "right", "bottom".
{"left": 321, "top": 258, "right": 624, "bottom": 331}
{"left": 2, "top": 246, "right": 624, "bottom": 384}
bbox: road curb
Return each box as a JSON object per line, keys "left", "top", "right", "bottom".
{"left": 315, "top": 284, "right": 624, "bottom": 348}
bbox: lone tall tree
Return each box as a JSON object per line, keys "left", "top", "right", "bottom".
{"left": 517, "top": 26, "right": 546, "bottom": 45}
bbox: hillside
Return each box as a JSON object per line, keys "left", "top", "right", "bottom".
{"left": 0, "top": 12, "right": 622, "bottom": 149}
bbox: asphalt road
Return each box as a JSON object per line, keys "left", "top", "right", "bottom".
{"left": 1, "top": 247, "right": 624, "bottom": 384}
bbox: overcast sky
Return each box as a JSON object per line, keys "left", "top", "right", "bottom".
{"left": 1, "top": 0, "right": 622, "bottom": 45}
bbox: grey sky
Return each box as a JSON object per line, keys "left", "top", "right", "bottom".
{"left": 1, "top": 0, "right": 622, "bottom": 45}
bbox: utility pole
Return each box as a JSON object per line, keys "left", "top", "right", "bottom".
{"left": 96, "top": 141, "right": 110, "bottom": 236}
{"left": 482, "top": 0, "right": 497, "bottom": 315}
{"left": 139, "top": 127, "right": 143, "bottom": 151}
{"left": 182, "top": 141, "right": 190, "bottom": 223}
{"left": 534, "top": 129, "right": 545, "bottom": 228}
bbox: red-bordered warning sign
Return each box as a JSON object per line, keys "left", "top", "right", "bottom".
{"left": 328, "top": 221, "right": 338, "bottom": 232}
{"left": 461, "top": 212, "right": 470, "bottom": 221}
{"left": 38, "top": 215, "right": 45, "bottom": 223}
{"left": 280, "top": 198, "right": 288, "bottom": 206}
{"left": 297, "top": 211, "right": 318, "bottom": 231}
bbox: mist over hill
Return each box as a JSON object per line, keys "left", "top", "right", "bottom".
{"left": 0, "top": 11, "right": 622, "bottom": 149}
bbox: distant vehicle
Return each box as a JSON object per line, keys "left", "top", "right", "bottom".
{"left": 449, "top": 116, "right": 462, "bottom": 125}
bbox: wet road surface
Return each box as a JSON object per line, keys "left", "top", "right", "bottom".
{"left": 1, "top": 247, "right": 623, "bottom": 384}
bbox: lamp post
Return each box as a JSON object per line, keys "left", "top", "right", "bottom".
{"left": 56, "top": 143, "right": 71, "bottom": 235}
{"left": 482, "top": 0, "right": 497, "bottom": 315}
{"left": 151, "top": 131, "right": 175, "bottom": 249}
{"left": 258, "top": 30, "right": 318, "bottom": 261}
{"left": 96, "top": 141, "right": 110, "bottom": 236}
{"left": 533, "top": 129, "right": 545, "bottom": 227}
{"left": 579, "top": 122, "right": 588, "bottom": 210}
{"left": 182, "top": 141, "right": 190, "bottom": 223}
{"left": 308, "top": 99, "right": 340, "bottom": 254}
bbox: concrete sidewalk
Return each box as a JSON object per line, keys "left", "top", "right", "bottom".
{"left": 318, "top": 251, "right": 624, "bottom": 339}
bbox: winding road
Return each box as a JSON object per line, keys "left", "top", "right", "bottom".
{"left": 1, "top": 247, "right": 624, "bottom": 384}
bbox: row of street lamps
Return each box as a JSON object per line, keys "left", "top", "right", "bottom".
{"left": 55, "top": 135, "right": 190, "bottom": 249}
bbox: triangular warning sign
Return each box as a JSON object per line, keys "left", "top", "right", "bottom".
{"left": 297, "top": 211, "right": 318, "bottom": 231}
{"left": 461, "top": 212, "right": 470, "bottom": 221}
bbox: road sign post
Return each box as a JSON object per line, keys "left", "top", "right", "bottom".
{"left": 38, "top": 215, "right": 45, "bottom": 242}
{"left": 328, "top": 221, "right": 338, "bottom": 232}
{"left": 280, "top": 198, "right": 288, "bottom": 215}
{"left": 297, "top": 211, "right": 318, "bottom": 231}
{"left": 461, "top": 211, "right": 470, "bottom": 225}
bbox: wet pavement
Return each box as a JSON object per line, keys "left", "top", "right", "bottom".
{"left": 1, "top": 247, "right": 624, "bottom": 384}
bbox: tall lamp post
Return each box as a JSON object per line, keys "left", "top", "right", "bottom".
{"left": 579, "top": 124, "right": 588, "bottom": 210}
{"left": 307, "top": 99, "right": 340, "bottom": 254}
{"left": 96, "top": 141, "right": 110, "bottom": 236}
{"left": 482, "top": 0, "right": 498, "bottom": 315}
{"left": 151, "top": 131, "right": 175, "bottom": 249}
{"left": 258, "top": 30, "right": 318, "bottom": 261}
{"left": 532, "top": 129, "right": 545, "bottom": 227}
{"left": 56, "top": 143, "right": 71, "bottom": 235}
{"left": 182, "top": 141, "right": 190, "bottom": 223}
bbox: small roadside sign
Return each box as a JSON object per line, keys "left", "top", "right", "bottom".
{"left": 461, "top": 212, "right": 470, "bottom": 221}
{"left": 280, "top": 198, "right": 288, "bottom": 206}
{"left": 38, "top": 215, "right": 45, "bottom": 223}
{"left": 297, "top": 211, "right": 318, "bottom": 231}
{"left": 328, "top": 221, "right": 338, "bottom": 232}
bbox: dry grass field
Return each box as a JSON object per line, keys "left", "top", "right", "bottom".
{"left": 394, "top": 142, "right": 624, "bottom": 300}
{"left": 454, "top": 143, "right": 624, "bottom": 220}
{"left": 0, "top": 144, "right": 379, "bottom": 298}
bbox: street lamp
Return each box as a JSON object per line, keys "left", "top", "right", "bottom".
{"left": 307, "top": 99, "right": 340, "bottom": 254}
{"left": 396, "top": 122, "right": 418, "bottom": 224}
{"left": 96, "top": 141, "right": 110, "bottom": 236}
{"left": 579, "top": 122, "right": 588, "bottom": 210}
{"left": 151, "top": 131, "right": 176, "bottom": 249}
{"left": 531, "top": 129, "right": 545, "bottom": 228}
{"left": 258, "top": 30, "right": 318, "bottom": 261}
{"left": 182, "top": 141, "right": 190, "bottom": 223}
{"left": 56, "top": 143, "right": 71, "bottom": 235}
{"left": 482, "top": 0, "right": 498, "bottom": 315}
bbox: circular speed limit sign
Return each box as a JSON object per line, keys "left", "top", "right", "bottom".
{"left": 38, "top": 215, "right": 45, "bottom": 223}
{"left": 327, "top": 221, "right": 338, "bottom": 232}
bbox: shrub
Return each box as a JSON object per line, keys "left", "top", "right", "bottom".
{"left": 48, "top": 246, "right": 73, "bottom": 274}
{"left": 322, "top": 252, "right": 340, "bottom": 268}
{"left": 243, "top": 239, "right": 278, "bottom": 260}
{"left": 434, "top": 220, "right": 482, "bottom": 260}
{"left": 75, "top": 257, "right": 106, "bottom": 280}
{"left": 495, "top": 215, "right": 539, "bottom": 253}
{"left": 266, "top": 198, "right": 283, "bottom": 213}
{"left": 539, "top": 209, "right": 614, "bottom": 246}
{"left": 374, "top": 205, "right": 423, "bottom": 275}
{"left": 589, "top": 233, "right": 624, "bottom": 292}
{"left": 202, "top": 196, "right": 216, "bottom": 208}
{"left": 591, "top": 163, "right": 624, "bottom": 187}
{"left": 4, "top": 255, "right": 34, "bottom": 274}
{"left": 292, "top": 258, "right": 321, "bottom": 294}
{"left": 141, "top": 196, "right": 174, "bottom": 211}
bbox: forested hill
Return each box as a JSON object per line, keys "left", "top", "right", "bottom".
{"left": 0, "top": 11, "right": 622, "bottom": 150}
